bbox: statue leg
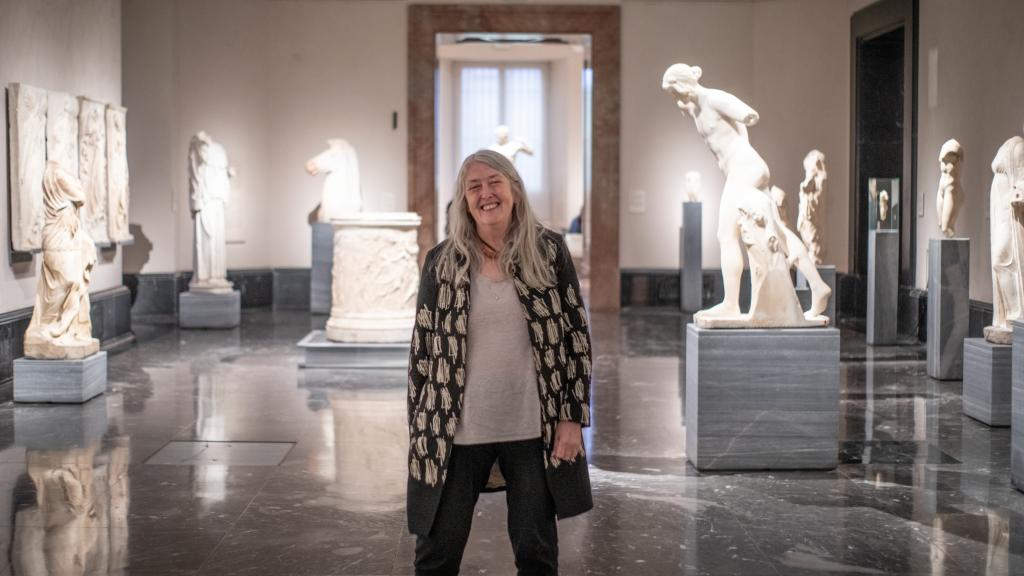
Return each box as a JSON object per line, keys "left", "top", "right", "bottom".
{"left": 704, "top": 183, "right": 743, "bottom": 317}
{"left": 781, "top": 225, "right": 831, "bottom": 318}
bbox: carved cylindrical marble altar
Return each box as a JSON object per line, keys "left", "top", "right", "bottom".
{"left": 326, "top": 212, "right": 421, "bottom": 343}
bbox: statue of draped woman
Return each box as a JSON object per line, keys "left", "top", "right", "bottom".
{"left": 188, "top": 131, "right": 233, "bottom": 293}
{"left": 24, "top": 162, "right": 99, "bottom": 359}
{"left": 985, "top": 133, "right": 1024, "bottom": 344}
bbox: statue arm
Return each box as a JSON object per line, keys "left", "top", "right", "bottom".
{"left": 188, "top": 151, "right": 203, "bottom": 213}
{"left": 712, "top": 90, "right": 759, "bottom": 126}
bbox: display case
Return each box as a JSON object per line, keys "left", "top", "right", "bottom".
{"left": 868, "top": 177, "right": 900, "bottom": 231}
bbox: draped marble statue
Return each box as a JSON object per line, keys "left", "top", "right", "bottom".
{"left": 489, "top": 125, "right": 534, "bottom": 165}
{"left": 662, "top": 63, "right": 830, "bottom": 328}
{"left": 24, "top": 162, "right": 100, "bottom": 360}
{"left": 936, "top": 138, "right": 964, "bottom": 238}
{"left": 798, "top": 150, "right": 826, "bottom": 264}
{"left": 188, "top": 131, "right": 233, "bottom": 293}
{"left": 305, "top": 138, "right": 361, "bottom": 222}
{"left": 985, "top": 132, "right": 1024, "bottom": 344}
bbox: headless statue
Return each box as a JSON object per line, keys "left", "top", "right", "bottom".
{"left": 797, "top": 150, "right": 826, "bottom": 264}
{"left": 936, "top": 139, "right": 963, "bottom": 238}
{"left": 985, "top": 133, "right": 1024, "bottom": 344}
{"left": 662, "top": 63, "right": 830, "bottom": 327}
{"left": 489, "top": 125, "right": 534, "bottom": 165}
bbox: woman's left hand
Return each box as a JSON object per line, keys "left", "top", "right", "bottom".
{"left": 553, "top": 421, "right": 583, "bottom": 464}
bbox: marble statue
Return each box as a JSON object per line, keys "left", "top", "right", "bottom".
{"left": 188, "top": 131, "right": 234, "bottom": 293}
{"left": 797, "top": 150, "right": 826, "bottom": 264}
{"left": 8, "top": 83, "right": 48, "bottom": 252}
{"left": 662, "top": 63, "right": 830, "bottom": 328}
{"left": 489, "top": 125, "right": 534, "bottom": 164}
{"left": 770, "top": 186, "right": 789, "bottom": 228}
{"left": 106, "top": 106, "right": 132, "bottom": 243}
{"left": 878, "top": 189, "right": 890, "bottom": 226}
{"left": 78, "top": 98, "right": 110, "bottom": 245}
{"left": 46, "top": 91, "right": 79, "bottom": 178}
{"left": 684, "top": 170, "right": 702, "bottom": 202}
{"left": 984, "top": 133, "right": 1024, "bottom": 344}
{"left": 23, "top": 162, "right": 100, "bottom": 360}
{"left": 306, "top": 138, "right": 361, "bottom": 222}
{"left": 936, "top": 138, "right": 964, "bottom": 238}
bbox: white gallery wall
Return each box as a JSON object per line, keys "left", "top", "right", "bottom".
{"left": 119, "top": 0, "right": 1024, "bottom": 309}
{"left": 0, "top": 0, "right": 122, "bottom": 315}
{"left": 915, "top": 0, "right": 1024, "bottom": 303}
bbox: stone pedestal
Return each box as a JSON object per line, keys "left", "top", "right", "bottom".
{"left": 867, "top": 229, "right": 899, "bottom": 345}
{"left": 14, "top": 351, "right": 108, "bottom": 403}
{"left": 326, "top": 212, "right": 421, "bottom": 343}
{"left": 795, "top": 265, "right": 837, "bottom": 326}
{"left": 963, "top": 338, "right": 1011, "bottom": 426}
{"left": 685, "top": 324, "right": 840, "bottom": 470}
{"left": 927, "top": 238, "right": 970, "bottom": 380}
{"left": 1012, "top": 321, "right": 1024, "bottom": 491}
{"left": 298, "top": 330, "right": 407, "bottom": 369}
{"left": 679, "top": 202, "right": 702, "bottom": 312}
{"left": 311, "top": 221, "right": 334, "bottom": 314}
{"left": 179, "top": 290, "right": 241, "bottom": 329}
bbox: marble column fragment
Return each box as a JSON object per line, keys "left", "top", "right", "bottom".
{"left": 927, "top": 238, "right": 970, "bottom": 380}
{"left": 679, "top": 202, "right": 702, "bottom": 312}
{"left": 867, "top": 230, "right": 899, "bottom": 345}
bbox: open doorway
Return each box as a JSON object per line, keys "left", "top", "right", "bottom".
{"left": 849, "top": 0, "right": 918, "bottom": 324}
{"left": 407, "top": 4, "right": 620, "bottom": 311}
{"left": 435, "top": 34, "right": 592, "bottom": 292}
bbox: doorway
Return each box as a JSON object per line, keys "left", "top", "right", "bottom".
{"left": 850, "top": 0, "right": 918, "bottom": 321}
{"left": 407, "top": 5, "right": 620, "bottom": 311}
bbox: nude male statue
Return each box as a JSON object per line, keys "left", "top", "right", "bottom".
{"left": 662, "top": 63, "right": 830, "bottom": 323}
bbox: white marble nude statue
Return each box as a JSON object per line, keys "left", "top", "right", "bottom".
{"left": 662, "top": 63, "right": 830, "bottom": 327}
{"left": 936, "top": 138, "right": 963, "bottom": 238}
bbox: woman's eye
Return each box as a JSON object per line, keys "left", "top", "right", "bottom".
{"left": 469, "top": 185, "right": 481, "bottom": 192}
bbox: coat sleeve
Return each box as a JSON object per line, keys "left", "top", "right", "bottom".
{"left": 408, "top": 247, "right": 439, "bottom": 426}
{"left": 551, "top": 233, "right": 593, "bottom": 427}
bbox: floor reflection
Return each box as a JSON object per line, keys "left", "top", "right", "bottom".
{"left": 0, "top": 309, "right": 1020, "bottom": 574}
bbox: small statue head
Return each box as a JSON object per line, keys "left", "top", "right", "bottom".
{"left": 494, "top": 125, "right": 510, "bottom": 144}
{"left": 939, "top": 138, "right": 962, "bottom": 173}
{"left": 803, "top": 150, "right": 826, "bottom": 177}
{"left": 662, "top": 63, "right": 702, "bottom": 101}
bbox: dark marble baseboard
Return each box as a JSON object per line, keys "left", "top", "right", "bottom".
{"left": 0, "top": 286, "right": 133, "bottom": 397}
{"left": 127, "top": 268, "right": 312, "bottom": 322}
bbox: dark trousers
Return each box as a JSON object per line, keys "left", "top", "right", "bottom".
{"left": 414, "top": 438, "right": 558, "bottom": 576}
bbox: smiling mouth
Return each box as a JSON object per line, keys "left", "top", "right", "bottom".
{"left": 480, "top": 201, "right": 500, "bottom": 212}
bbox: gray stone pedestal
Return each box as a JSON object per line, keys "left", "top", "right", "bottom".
{"left": 963, "top": 338, "right": 1011, "bottom": 426}
{"left": 795, "top": 265, "right": 837, "bottom": 326}
{"left": 14, "top": 351, "right": 108, "bottom": 403}
{"left": 928, "top": 238, "right": 970, "bottom": 380}
{"left": 179, "top": 290, "right": 241, "bottom": 329}
{"left": 685, "top": 324, "right": 840, "bottom": 470}
{"left": 679, "top": 202, "right": 702, "bottom": 312}
{"left": 311, "top": 221, "right": 334, "bottom": 314}
{"left": 867, "top": 229, "right": 899, "bottom": 345}
{"left": 1012, "top": 321, "right": 1024, "bottom": 491}
{"left": 297, "top": 330, "right": 407, "bottom": 369}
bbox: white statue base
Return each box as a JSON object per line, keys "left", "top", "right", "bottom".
{"left": 188, "top": 279, "right": 234, "bottom": 295}
{"left": 325, "top": 212, "right": 421, "bottom": 343}
{"left": 694, "top": 312, "right": 828, "bottom": 329}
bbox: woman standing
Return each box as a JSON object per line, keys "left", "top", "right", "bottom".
{"left": 407, "top": 150, "right": 593, "bottom": 575}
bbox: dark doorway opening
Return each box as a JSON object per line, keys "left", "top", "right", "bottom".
{"left": 848, "top": 0, "right": 918, "bottom": 331}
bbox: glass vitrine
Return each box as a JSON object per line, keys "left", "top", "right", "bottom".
{"left": 868, "top": 177, "right": 900, "bottom": 231}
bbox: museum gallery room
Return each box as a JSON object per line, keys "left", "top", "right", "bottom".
{"left": 5, "top": 0, "right": 1024, "bottom": 574}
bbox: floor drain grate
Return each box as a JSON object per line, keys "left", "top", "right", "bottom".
{"left": 145, "top": 441, "right": 294, "bottom": 466}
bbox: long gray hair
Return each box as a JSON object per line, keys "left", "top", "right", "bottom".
{"left": 437, "top": 149, "right": 555, "bottom": 288}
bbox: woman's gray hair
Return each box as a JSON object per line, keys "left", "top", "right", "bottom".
{"left": 437, "top": 149, "right": 555, "bottom": 288}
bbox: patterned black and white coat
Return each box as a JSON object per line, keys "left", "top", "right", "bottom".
{"left": 406, "top": 228, "right": 593, "bottom": 536}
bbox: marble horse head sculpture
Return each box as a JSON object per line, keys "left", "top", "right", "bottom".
{"left": 24, "top": 161, "right": 99, "bottom": 359}
{"left": 662, "top": 62, "right": 831, "bottom": 328}
{"left": 306, "top": 138, "right": 361, "bottom": 222}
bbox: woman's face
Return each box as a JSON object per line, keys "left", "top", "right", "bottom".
{"left": 464, "top": 161, "right": 516, "bottom": 232}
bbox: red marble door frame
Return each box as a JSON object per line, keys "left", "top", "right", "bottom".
{"left": 407, "top": 4, "right": 620, "bottom": 311}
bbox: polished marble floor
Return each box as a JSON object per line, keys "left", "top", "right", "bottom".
{"left": 0, "top": 308, "right": 1022, "bottom": 575}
